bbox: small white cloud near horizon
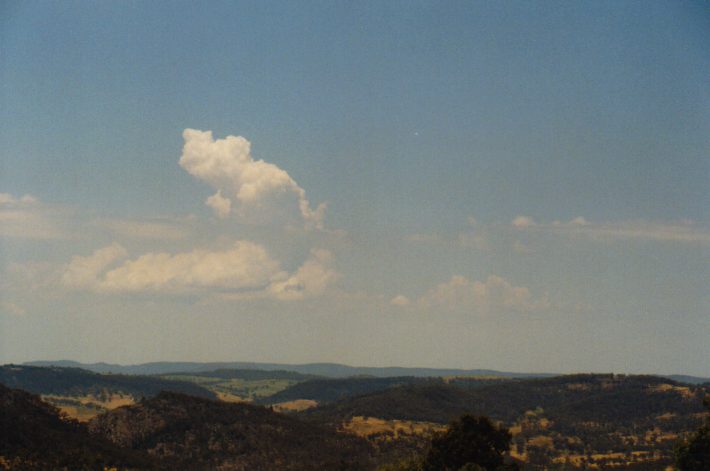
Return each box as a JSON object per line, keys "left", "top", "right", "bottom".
{"left": 390, "top": 294, "right": 411, "bottom": 307}
{"left": 512, "top": 215, "right": 536, "bottom": 228}
{"left": 457, "top": 232, "right": 490, "bottom": 251}
{"left": 1, "top": 301, "right": 26, "bottom": 317}
{"left": 179, "top": 129, "right": 326, "bottom": 229}
{"left": 416, "top": 274, "right": 550, "bottom": 314}
{"left": 511, "top": 215, "right": 710, "bottom": 243}
{"left": 569, "top": 216, "right": 589, "bottom": 226}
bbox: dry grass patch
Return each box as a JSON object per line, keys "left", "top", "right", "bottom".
{"left": 528, "top": 435, "right": 554, "bottom": 449}
{"left": 567, "top": 383, "right": 592, "bottom": 391}
{"left": 342, "top": 416, "right": 445, "bottom": 440}
{"left": 42, "top": 393, "right": 135, "bottom": 421}
{"left": 648, "top": 383, "right": 695, "bottom": 398}
{"left": 215, "top": 391, "right": 247, "bottom": 403}
{"left": 272, "top": 399, "right": 318, "bottom": 412}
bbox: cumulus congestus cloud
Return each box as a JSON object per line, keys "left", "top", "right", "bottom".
{"left": 179, "top": 129, "right": 326, "bottom": 229}
{"left": 56, "top": 129, "right": 340, "bottom": 302}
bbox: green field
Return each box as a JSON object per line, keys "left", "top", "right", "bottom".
{"left": 159, "top": 374, "right": 298, "bottom": 400}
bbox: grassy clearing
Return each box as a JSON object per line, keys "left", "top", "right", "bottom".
{"left": 42, "top": 393, "right": 135, "bottom": 421}
{"left": 273, "top": 399, "right": 318, "bottom": 412}
{"left": 160, "top": 375, "right": 298, "bottom": 401}
{"left": 342, "top": 416, "right": 445, "bottom": 440}
{"left": 648, "top": 383, "right": 695, "bottom": 399}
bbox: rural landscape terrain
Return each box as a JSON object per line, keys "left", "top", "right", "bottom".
{"left": 1, "top": 361, "right": 708, "bottom": 470}
{"left": 2, "top": 2, "right": 708, "bottom": 470}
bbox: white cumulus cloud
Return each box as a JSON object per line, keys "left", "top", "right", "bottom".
{"left": 179, "top": 129, "right": 326, "bottom": 229}
{"left": 61, "top": 241, "right": 339, "bottom": 300}
{"left": 61, "top": 243, "right": 129, "bottom": 289}
{"left": 205, "top": 191, "right": 232, "bottom": 219}
{"left": 512, "top": 215, "right": 535, "bottom": 228}
{"left": 267, "top": 249, "right": 340, "bottom": 300}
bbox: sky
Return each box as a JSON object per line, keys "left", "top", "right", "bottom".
{"left": 1, "top": 0, "right": 708, "bottom": 376}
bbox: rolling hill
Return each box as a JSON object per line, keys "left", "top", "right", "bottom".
{"left": 0, "top": 383, "right": 158, "bottom": 470}
{"left": 303, "top": 374, "right": 710, "bottom": 469}
{"left": 0, "top": 365, "right": 216, "bottom": 399}
{"left": 0, "top": 364, "right": 217, "bottom": 420}
{"left": 157, "top": 368, "right": 317, "bottom": 402}
{"left": 88, "top": 390, "right": 375, "bottom": 470}
{"left": 258, "top": 376, "right": 434, "bottom": 406}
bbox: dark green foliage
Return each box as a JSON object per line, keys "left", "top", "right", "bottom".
{"left": 675, "top": 427, "right": 710, "bottom": 470}
{"left": 675, "top": 395, "right": 710, "bottom": 470}
{"left": 421, "top": 415, "right": 513, "bottom": 471}
{"left": 306, "top": 374, "right": 708, "bottom": 426}
{"left": 375, "top": 457, "right": 423, "bottom": 470}
{"left": 260, "top": 376, "right": 434, "bottom": 405}
{"left": 89, "top": 390, "right": 375, "bottom": 470}
{"left": 0, "top": 364, "right": 216, "bottom": 399}
{"left": 304, "top": 382, "right": 474, "bottom": 424}
{"left": 0, "top": 383, "right": 158, "bottom": 469}
{"left": 304, "top": 374, "right": 709, "bottom": 468}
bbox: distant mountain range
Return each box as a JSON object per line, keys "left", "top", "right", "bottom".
{"left": 24, "top": 360, "right": 555, "bottom": 379}
{"left": 24, "top": 360, "right": 710, "bottom": 384}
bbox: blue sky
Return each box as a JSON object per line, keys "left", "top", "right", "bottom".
{"left": 1, "top": 1, "right": 708, "bottom": 375}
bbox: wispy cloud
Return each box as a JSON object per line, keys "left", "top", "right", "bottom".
{"left": 0, "top": 193, "right": 69, "bottom": 240}
{"left": 0, "top": 301, "right": 26, "bottom": 317}
{"left": 389, "top": 294, "right": 411, "bottom": 306}
{"left": 393, "top": 274, "right": 550, "bottom": 314}
{"left": 511, "top": 215, "right": 535, "bottom": 228}
{"left": 1, "top": 193, "right": 197, "bottom": 242}
{"left": 94, "top": 218, "right": 191, "bottom": 240}
{"left": 405, "top": 233, "right": 443, "bottom": 244}
{"left": 511, "top": 216, "right": 710, "bottom": 243}
{"left": 457, "top": 232, "right": 490, "bottom": 251}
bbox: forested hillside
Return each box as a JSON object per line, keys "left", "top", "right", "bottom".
{"left": 0, "top": 365, "right": 216, "bottom": 399}
{"left": 0, "top": 384, "right": 158, "bottom": 470}
{"left": 2, "top": 366, "right": 708, "bottom": 470}
{"left": 88, "top": 391, "right": 374, "bottom": 470}
{"left": 304, "top": 374, "right": 709, "bottom": 469}
{"left": 258, "top": 376, "right": 434, "bottom": 406}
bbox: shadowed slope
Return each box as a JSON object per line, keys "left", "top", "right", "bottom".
{"left": 89, "top": 391, "right": 375, "bottom": 470}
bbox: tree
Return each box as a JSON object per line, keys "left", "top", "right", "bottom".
{"left": 675, "top": 395, "right": 710, "bottom": 470}
{"left": 422, "top": 415, "right": 517, "bottom": 471}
